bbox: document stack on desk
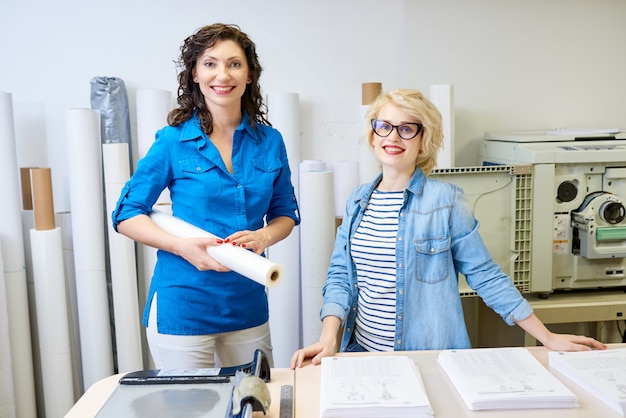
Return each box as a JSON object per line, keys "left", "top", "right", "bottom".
{"left": 549, "top": 348, "right": 626, "bottom": 416}
{"left": 437, "top": 347, "right": 578, "bottom": 410}
{"left": 319, "top": 355, "right": 433, "bottom": 418}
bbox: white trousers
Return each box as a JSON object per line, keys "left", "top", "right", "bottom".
{"left": 146, "top": 293, "right": 274, "bottom": 369}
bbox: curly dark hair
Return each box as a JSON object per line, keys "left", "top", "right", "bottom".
{"left": 167, "top": 23, "right": 269, "bottom": 135}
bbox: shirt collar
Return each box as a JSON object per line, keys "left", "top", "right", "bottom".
{"left": 179, "top": 110, "right": 256, "bottom": 142}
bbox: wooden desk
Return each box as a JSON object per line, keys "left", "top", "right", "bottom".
{"left": 525, "top": 289, "right": 626, "bottom": 345}
{"left": 296, "top": 344, "right": 626, "bottom": 418}
{"left": 64, "top": 368, "right": 294, "bottom": 418}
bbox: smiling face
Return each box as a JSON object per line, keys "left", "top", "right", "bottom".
{"left": 192, "top": 39, "right": 251, "bottom": 114}
{"left": 372, "top": 102, "right": 423, "bottom": 175}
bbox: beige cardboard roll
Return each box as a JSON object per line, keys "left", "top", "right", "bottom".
{"left": 362, "top": 82, "right": 382, "bottom": 105}
{"left": 30, "top": 168, "right": 56, "bottom": 231}
{"left": 149, "top": 210, "right": 282, "bottom": 288}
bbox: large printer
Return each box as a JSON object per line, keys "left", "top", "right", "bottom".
{"left": 480, "top": 129, "right": 626, "bottom": 295}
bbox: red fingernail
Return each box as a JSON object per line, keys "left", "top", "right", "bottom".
{"left": 232, "top": 241, "right": 237, "bottom": 246}
{"left": 216, "top": 239, "right": 223, "bottom": 244}
{"left": 241, "top": 243, "right": 246, "bottom": 248}
{"left": 224, "top": 238, "right": 230, "bottom": 243}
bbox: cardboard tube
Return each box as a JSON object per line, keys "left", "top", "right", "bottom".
{"left": 362, "top": 82, "right": 382, "bottom": 105}
{"left": 20, "top": 167, "right": 35, "bottom": 211}
{"left": 31, "top": 167, "right": 56, "bottom": 231}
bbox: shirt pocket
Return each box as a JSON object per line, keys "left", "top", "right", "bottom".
{"left": 250, "top": 158, "right": 282, "bottom": 193}
{"left": 178, "top": 158, "right": 221, "bottom": 194}
{"left": 414, "top": 236, "right": 450, "bottom": 284}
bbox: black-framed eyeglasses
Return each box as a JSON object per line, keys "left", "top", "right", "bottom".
{"left": 371, "top": 119, "right": 423, "bottom": 140}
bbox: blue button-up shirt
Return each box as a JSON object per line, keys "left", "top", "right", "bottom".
{"left": 112, "top": 112, "right": 300, "bottom": 334}
{"left": 321, "top": 169, "right": 532, "bottom": 351}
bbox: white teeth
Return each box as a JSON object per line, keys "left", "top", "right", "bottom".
{"left": 213, "top": 86, "right": 231, "bottom": 92}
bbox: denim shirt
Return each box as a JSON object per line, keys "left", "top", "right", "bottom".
{"left": 111, "top": 112, "right": 300, "bottom": 334}
{"left": 321, "top": 169, "right": 532, "bottom": 351}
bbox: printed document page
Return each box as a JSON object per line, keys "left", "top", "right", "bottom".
{"left": 438, "top": 347, "right": 578, "bottom": 410}
{"left": 549, "top": 348, "right": 626, "bottom": 416}
{"left": 319, "top": 355, "right": 433, "bottom": 418}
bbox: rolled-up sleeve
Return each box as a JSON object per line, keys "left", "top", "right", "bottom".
{"left": 111, "top": 131, "right": 172, "bottom": 231}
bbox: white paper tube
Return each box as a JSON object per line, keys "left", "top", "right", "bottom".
{"left": 266, "top": 92, "right": 301, "bottom": 188}
{"left": 358, "top": 104, "right": 380, "bottom": 184}
{"left": 266, "top": 91, "right": 302, "bottom": 367}
{"left": 298, "top": 164, "right": 336, "bottom": 347}
{"left": 0, "top": 241, "right": 17, "bottom": 418}
{"left": 55, "top": 211, "right": 83, "bottom": 399}
{"left": 266, "top": 228, "right": 301, "bottom": 367}
{"left": 331, "top": 161, "right": 360, "bottom": 217}
{"left": 149, "top": 210, "right": 282, "bottom": 287}
{"left": 66, "top": 108, "right": 114, "bottom": 389}
{"left": 429, "top": 84, "right": 455, "bottom": 169}
{"left": 136, "top": 88, "right": 173, "bottom": 161}
{"left": 30, "top": 227, "right": 74, "bottom": 417}
{"left": 0, "top": 91, "right": 37, "bottom": 418}
{"left": 136, "top": 89, "right": 172, "bottom": 205}
{"left": 102, "top": 143, "right": 143, "bottom": 373}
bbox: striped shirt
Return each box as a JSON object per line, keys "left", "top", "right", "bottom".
{"left": 350, "top": 189, "right": 403, "bottom": 351}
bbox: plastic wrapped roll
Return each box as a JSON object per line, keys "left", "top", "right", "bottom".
{"left": 149, "top": 210, "right": 282, "bottom": 288}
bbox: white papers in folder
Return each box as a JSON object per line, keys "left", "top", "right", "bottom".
{"left": 319, "top": 355, "right": 433, "bottom": 418}
{"left": 437, "top": 347, "right": 578, "bottom": 411}
{"left": 549, "top": 348, "right": 626, "bottom": 416}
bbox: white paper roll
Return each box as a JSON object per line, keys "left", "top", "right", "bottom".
{"left": 55, "top": 211, "right": 83, "bottom": 399}
{"left": 331, "top": 161, "right": 360, "bottom": 217}
{"left": 267, "top": 92, "right": 301, "bottom": 188}
{"left": 136, "top": 89, "right": 173, "bottom": 161}
{"left": 149, "top": 210, "right": 282, "bottom": 287}
{"left": 0, "top": 91, "right": 37, "bottom": 418}
{"left": 0, "top": 241, "right": 17, "bottom": 418}
{"left": 266, "top": 92, "right": 302, "bottom": 367}
{"left": 66, "top": 108, "right": 114, "bottom": 389}
{"left": 298, "top": 164, "right": 336, "bottom": 346}
{"left": 429, "top": 84, "right": 455, "bottom": 169}
{"left": 102, "top": 143, "right": 143, "bottom": 373}
{"left": 29, "top": 227, "right": 74, "bottom": 418}
{"left": 136, "top": 90, "right": 172, "bottom": 361}
{"left": 266, "top": 228, "right": 301, "bottom": 367}
{"left": 358, "top": 104, "right": 380, "bottom": 184}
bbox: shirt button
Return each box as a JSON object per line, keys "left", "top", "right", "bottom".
{"left": 196, "top": 167, "right": 201, "bottom": 171}
{"left": 396, "top": 340, "right": 401, "bottom": 345}
{"left": 398, "top": 289, "right": 403, "bottom": 295}
{"left": 430, "top": 248, "right": 435, "bottom": 253}
{"left": 397, "top": 315, "right": 402, "bottom": 320}
{"left": 398, "top": 237, "right": 403, "bottom": 241}
{"left": 237, "top": 184, "right": 242, "bottom": 188}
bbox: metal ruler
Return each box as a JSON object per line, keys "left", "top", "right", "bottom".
{"left": 279, "top": 384, "right": 294, "bottom": 418}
